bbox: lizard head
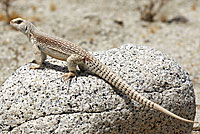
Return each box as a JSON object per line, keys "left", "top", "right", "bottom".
{"left": 10, "top": 18, "right": 33, "bottom": 34}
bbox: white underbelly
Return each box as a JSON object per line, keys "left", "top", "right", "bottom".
{"left": 40, "top": 45, "right": 70, "bottom": 61}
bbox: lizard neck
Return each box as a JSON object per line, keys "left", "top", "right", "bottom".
{"left": 26, "top": 24, "right": 39, "bottom": 44}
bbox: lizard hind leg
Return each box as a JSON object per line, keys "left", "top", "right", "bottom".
{"left": 78, "top": 63, "right": 88, "bottom": 72}
{"left": 63, "top": 54, "right": 84, "bottom": 81}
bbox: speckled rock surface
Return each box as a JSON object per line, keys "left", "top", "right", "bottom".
{"left": 0, "top": 44, "right": 196, "bottom": 134}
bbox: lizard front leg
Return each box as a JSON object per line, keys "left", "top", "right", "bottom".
{"left": 30, "top": 44, "right": 47, "bottom": 69}
{"left": 63, "top": 54, "right": 85, "bottom": 81}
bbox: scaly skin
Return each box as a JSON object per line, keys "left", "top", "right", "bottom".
{"left": 10, "top": 18, "right": 197, "bottom": 123}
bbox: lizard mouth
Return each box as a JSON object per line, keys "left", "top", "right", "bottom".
{"left": 10, "top": 19, "right": 17, "bottom": 28}
{"left": 10, "top": 20, "right": 14, "bottom": 25}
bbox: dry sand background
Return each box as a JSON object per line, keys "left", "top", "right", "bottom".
{"left": 0, "top": 0, "right": 200, "bottom": 132}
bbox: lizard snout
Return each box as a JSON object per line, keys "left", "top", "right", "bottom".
{"left": 10, "top": 19, "right": 14, "bottom": 24}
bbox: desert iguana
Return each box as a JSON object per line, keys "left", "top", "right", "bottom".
{"left": 10, "top": 18, "right": 197, "bottom": 123}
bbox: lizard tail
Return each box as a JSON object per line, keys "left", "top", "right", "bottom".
{"left": 122, "top": 81, "right": 197, "bottom": 123}
{"left": 87, "top": 59, "right": 197, "bottom": 123}
{"left": 153, "top": 103, "right": 198, "bottom": 123}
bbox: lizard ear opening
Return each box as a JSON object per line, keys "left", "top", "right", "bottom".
{"left": 25, "top": 26, "right": 28, "bottom": 32}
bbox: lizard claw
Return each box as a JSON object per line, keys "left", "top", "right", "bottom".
{"left": 62, "top": 72, "right": 77, "bottom": 82}
{"left": 30, "top": 65, "right": 41, "bottom": 69}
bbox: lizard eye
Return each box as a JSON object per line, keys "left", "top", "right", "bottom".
{"left": 15, "top": 20, "right": 23, "bottom": 24}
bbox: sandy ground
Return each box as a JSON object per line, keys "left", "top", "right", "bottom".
{"left": 0, "top": 0, "right": 200, "bottom": 132}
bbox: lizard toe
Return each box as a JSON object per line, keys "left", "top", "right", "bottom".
{"left": 62, "top": 72, "right": 77, "bottom": 81}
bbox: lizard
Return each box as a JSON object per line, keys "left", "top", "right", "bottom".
{"left": 10, "top": 18, "right": 197, "bottom": 123}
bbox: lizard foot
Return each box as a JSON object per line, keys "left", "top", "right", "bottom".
{"left": 30, "top": 65, "right": 41, "bottom": 69}
{"left": 62, "top": 72, "right": 77, "bottom": 82}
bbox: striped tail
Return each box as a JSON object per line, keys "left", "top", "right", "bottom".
{"left": 86, "top": 58, "right": 197, "bottom": 123}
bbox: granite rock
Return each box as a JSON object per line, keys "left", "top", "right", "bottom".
{"left": 0, "top": 44, "right": 196, "bottom": 134}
